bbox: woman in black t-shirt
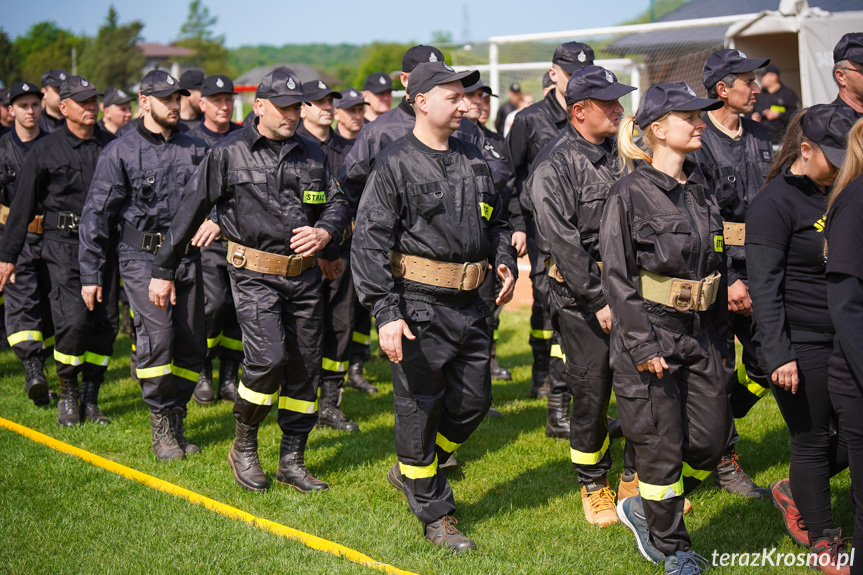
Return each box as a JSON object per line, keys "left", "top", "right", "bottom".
{"left": 826, "top": 116, "right": 863, "bottom": 575}
{"left": 748, "top": 104, "right": 854, "bottom": 573}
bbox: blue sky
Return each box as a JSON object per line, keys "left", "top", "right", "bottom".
{"left": 4, "top": 0, "right": 652, "bottom": 46}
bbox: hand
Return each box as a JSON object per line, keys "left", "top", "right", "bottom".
{"left": 191, "top": 219, "right": 221, "bottom": 247}
{"left": 772, "top": 361, "right": 799, "bottom": 394}
{"left": 318, "top": 257, "right": 343, "bottom": 281}
{"left": 496, "top": 264, "right": 515, "bottom": 305}
{"left": 637, "top": 356, "right": 669, "bottom": 379}
{"left": 511, "top": 231, "right": 527, "bottom": 257}
{"left": 149, "top": 278, "right": 176, "bottom": 310}
{"left": 0, "top": 262, "right": 16, "bottom": 290}
{"left": 81, "top": 285, "right": 103, "bottom": 311}
{"left": 763, "top": 109, "right": 780, "bottom": 121}
{"left": 594, "top": 305, "right": 612, "bottom": 334}
{"left": 378, "top": 319, "right": 415, "bottom": 363}
{"left": 290, "top": 226, "right": 331, "bottom": 256}
{"left": 728, "top": 279, "right": 753, "bottom": 316}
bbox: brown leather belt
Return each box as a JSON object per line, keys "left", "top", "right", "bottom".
{"left": 723, "top": 221, "right": 745, "bottom": 246}
{"left": 638, "top": 269, "right": 721, "bottom": 312}
{"left": 545, "top": 256, "right": 601, "bottom": 283}
{"left": 390, "top": 250, "right": 486, "bottom": 291}
{"left": 228, "top": 241, "right": 317, "bottom": 277}
{"left": 0, "top": 204, "right": 44, "bottom": 234}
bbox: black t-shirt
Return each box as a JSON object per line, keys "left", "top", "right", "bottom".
{"left": 747, "top": 168, "right": 831, "bottom": 334}
{"left": 753, "top": 84, "right": 799, "bottom": 144}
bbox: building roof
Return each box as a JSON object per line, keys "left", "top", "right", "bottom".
{"left": 235, "top": 64, "right": 338, "bottom": 87}
{"left": 138, "top": 43, "right": 194, "bottom": 59}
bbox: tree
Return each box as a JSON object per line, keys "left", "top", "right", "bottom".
{"left": 176, "top": 0, "right": 234, "bottom": 76}
{"left": 352, "top": 42, "right": 411, "bottom": 90}
{"left": 14, "top": 22, "right": 85, "bottom": 83}
{"left": 0, "top": 29, "right": 20, "bottom": 84}
{"left": 78, "top": 6, "right": 145, "bottom": 90}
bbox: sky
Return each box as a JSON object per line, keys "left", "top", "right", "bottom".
{"left": 3, "top": 0, "right": 652, "bottom": 47}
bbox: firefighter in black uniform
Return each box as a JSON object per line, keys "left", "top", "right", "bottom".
{"left": 98, "top": 87, "right": 134, "bottom": 135}
{"left": 354, "top": 61, "right": 516, "bottom": 552}
{"left": 179, "top": 69, "right": 205, "bottom": 130}
{"left": 0, "top": 81, "right": 53, "bottom": 405}
{"left": 38, "top": 69, "right": 69, "bottom": 134}
{"left": 297, "top": 79, "right": 367, "bottom": 430}
{"left": 0, "top": 76, "right": 117, "bottom": 427}
{"left": 476, "top": 84, "right": 506, "bottom": 157}
{"left": 530, "top": 66, "right": 635, "bottom": 527}
{"left": 362, "top": 72, "right": 393, "bottom": 124}
{"left": 0, "top": 88, "right": 11, "bottom": 138}
{"left": 605, "top": 83, "right": 731, "bottom": 574}
{"left": 334, "top": 88, "right": 367, "bottom": 141}
{"left": 506, "top": 41, "right": 593, "bottom": 428}
{"left": 692, "top": 48, "right": 772, "bottom": 498}
{"left": 149, "top": 70, "right": 348, "bottom": 492}
{"left": 187, "top": 74, "right": 244, "bottom": 406}
{"left": 832, "top": 33, "right": 863, "bottom": 119}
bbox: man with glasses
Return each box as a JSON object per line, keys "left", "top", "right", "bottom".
{"left": 832, "top": 33, "right": 863, "bottom": 118}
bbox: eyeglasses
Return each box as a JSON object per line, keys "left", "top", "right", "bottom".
{"left": 839, "top": 67, "right": 863, "bottom": 75}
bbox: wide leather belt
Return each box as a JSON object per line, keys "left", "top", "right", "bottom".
{"left": 545, "top": 256, "right": 601, "bottom": 283}
{"left": 0, "top": 204, "right": 43, "bottom": 234}
{"left": 228, "top": 241, "right": 317, "bottom": 277}
{"left": 638, "top": 269, "right": 721, "bottom": 312}
{"left": 723, "top": 221, "right": 745, "bottom": 246}
{"left": 390, "top": 250, "right": 486, "bottom": 291}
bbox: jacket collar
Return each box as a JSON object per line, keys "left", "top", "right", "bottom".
{"left": 136, "top": 118, "right": 178, "bottom": 145}
{"left": 638, "top": 158, "right": 706, "bottom": 191}
{"left": 563, "top": 122, "right": 613, "bottom": 165}
{"left": 244, "top": 117, "right": 300, "bottom": 156}
{"left": 543, "top": 88, "right": 568, "bottom": 126}
{"left": 781, "top": 165, "right": 827, "bottom": 196}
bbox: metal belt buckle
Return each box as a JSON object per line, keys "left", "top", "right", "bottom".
{"left": 57, "top": 211, "right": 79, "bottom": 233}
{"left": 141, "top": 231, "right": 163, "bottom": 254}
{"left": 287, "top": 255, "right": 301, "bottom": 277}
{"left": 671, "top": 280, "right": 695, "bottom": 312}
{"left": 231, "top": 247, "right": 247, "bottom": 269}
{"left": 390, "top": 253, "right": 406, "bottom": 278}
{"left": 459, "top": 261, "right": 482, "bottom": 291}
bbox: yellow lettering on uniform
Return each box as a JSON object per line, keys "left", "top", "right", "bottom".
{"left": 814, "top": 214, "right": 826, "bottom": 232}
{"left": 714, "top": 235, "right": 724, "bottom": 252}
{"left": 303, "top": 190, "right": 326, "bottom": 204}
{"left": 479, "top": 202, "right": 493, "bottom": 221}
{"left": 769, "top": 105, "right": 786, "bottom": 114}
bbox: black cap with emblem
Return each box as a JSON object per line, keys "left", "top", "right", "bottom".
{"left": 802, "top": 104, "right": 855, "bottom": 168}
{"left": 402, "top": 45, "right": 446, "bottom": 73}
{"left": 407, "top": 61, "right": 479, "bottom": 99}
{"left": 41, "top": 69, "right": 69, "bottom": 88}
{"left": 302, "top": 80, "right": 341, "bottom": 102}
{"left": 702, "top": 48, "right": 769, "bottom": 90}
{"left": 564, "top": 66, "right": 635, "bottom": 107}
{"left": 337, "top": 88, "right": 366, "bottom": 109}
{"left": 256, "top": 70, "right": 310, "bottom": 107}
{"left": 363, "top": 72, "right": 393, "bottom": 94}
{"left": 553, "top": 42, "right": 595, "bottom": 74}
{"left": 140, "top": 70, "right": 190, "bottom": 97}
{"left": 834, "top": 33, "right": 863, "bottom": 64}
{"left": 201, "top": 75, "right": 236, "bottom": 97}
{"left": 635, "top": 82, "right": 723, "bottom": 128}
{"left": 60, "top": 76, "right": 102, "bottom": 102}
{"left": 179, "top": 69, "right": 205, "bottom": 91}
{"left": 464, "top": 79, "right": 495, "bottom": 97}
{"left": 102, "top": 87, "right": 133, "bottom": 107}
{"left": 7, "top": 81, "right": 44, "bottom": 104}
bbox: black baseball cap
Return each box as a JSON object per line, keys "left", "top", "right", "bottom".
{"left": 7, "top": 81, "right": 43, "bottom": 104}
{"left": 303, "top": 80, "right": 341, "bottom": 102}
{"left": 703, "top": 48, "right": 769, "bottom": 89}
{"left": 336, "top": 88, "right": 366, "bottom": 109}
{"left": 553, "top": 42, "right": 595, "bottom": 74}
{"left": 363, "top": 72, "right": 393, "bottom": 94}
{"left": 41, "top": 69, "right": 69, "bottom": 88}
{"left": 102, "top": 87, "right": 133, "bottom": 107}
{"left": 256, "top": 69, "right": 309, "bottom": 107}
{"left": 834, "top": 33, "right": 863, "bottom": 64}
{"left": 635, "top": 82, "right": 723, "bottom": 128}
{"left": 140, "top": 70, "right": 190, "bottom": 97}
{"left": 406, "top": 62, "right": 479, "bottom": 99}
{"left": 542, "top": 72, "right": 553, "bottom": 89}
{"left": 60, "top": 76, "right": 101, "bottom": 102}
{"left": 564, "top": 66, "right": 635, "bottom": 107}
{"left": 201, "top": 75, "right": 236, "bottom": 97}
{"left": 509, "top": 82, "right": 521, "bottom": 93}
{"left": 402, "top": 45, "right": 446, "bottom": 73}
{"left": 0, "top": 90, "right": 7, "bottom": 107}
{"left": 802, "top": 104, "right": 855, "bottom": 168}
{"left": 464, "top": 79, "right": 494, "bottom": 97}
{"left": 759, "top": 64, "right": 781, "bottom": 77}
{"left": 179, "top": 69, "right": 204, "bottom": 91}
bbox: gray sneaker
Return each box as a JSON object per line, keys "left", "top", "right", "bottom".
{"left": 665, "top": 550, "right": 707, "bottom": 575}
{"left": 616, "top": 495, "right": 665, "bottom": 564}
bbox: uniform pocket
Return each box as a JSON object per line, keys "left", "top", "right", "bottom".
{"left": 407, "top": 181, "right": 445, "bottom": 221}
{"left": 613, "top": 374, "right": 660, "bottom": 449}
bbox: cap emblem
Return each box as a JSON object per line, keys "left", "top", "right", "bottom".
{"left": 444, "top": 63, "right": 455, "bottom": 72}
{"left": 216, "top": 78, "right": 224, "bottom": 88}
{"left": 59, "top": 73, "right": 67, "bottom": 81}
{"left": 22, "top": 83, "right": 30, "bottom": 91}
{"left": 81, "top": 79, "right": 89, "bottom": 87}
{"left": 379, "top": 76, "right": 387, "bottom": 85}
{"left": 737, "top": 50, "right": 747, "bottom": 58}
{"left": 578, "top": 51, "right": 586, "bottom": 62}
{"left": 118, "top": 89, "right": 126, "bottom": 97}
{"left": 686, "top": 85, "right": 697, "bottom": 97}
{"left": 605, "top": 70, "right": 614, "bottom": 83}
{"left": 429, "top": 52, "right": 438, "bottom": 62}
{"left": 166, "top": 75, "right": 175, "bottom": 85}
{"left": 318, "top": 80, "right": 326, "bottom": 90}
{"left": 287, "top": 76, "right": 296, "bottom": 90}
{"left": 350, "top": 90, "right": 358, "bottom": 97}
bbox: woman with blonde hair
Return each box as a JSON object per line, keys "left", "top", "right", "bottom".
{"left": 601, "top": 82, "right": 728, "bottom": 575}
{"left": 826, "top": 115, "right": 863, "bottom": 575}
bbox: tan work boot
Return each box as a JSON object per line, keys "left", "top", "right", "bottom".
{"left": 617, "top": 473, "right": 692, "bottom": 513}
{"left": 581, "top": 479, "right": 619, "bottom": 527}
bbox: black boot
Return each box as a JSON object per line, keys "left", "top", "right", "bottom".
{"left": 345, "top": 360, "right": 378, "bottom": 393}
{"left": 545, "top": 391, "right": 570, "bottom": 439}
{"left": 317, "top": 379, "right": 359, "bottom": 432}
{"left": 57, "top": 376, "right": 80, "bottom": 427}
{"left": 22, "top": 357, "right": 49, "bottom": 406}
{"left": 490, "top": 342, "right": 512, "bottom": 381}
{"left": 169, "top": 406, "right": 200, "bottom": 455}
{"left": 150, "top": 411, "right": 184, "bottom": 461}
{"left": 529, "top": 348, "right": 551, "bottom": 399}
{"left": 192, "top": 359, "right": 214, "bottom": 405}
{"left": 275, "top": 434, "right": 328, "bottom": 492}
{"left": 218, "top": 357, "right": 240, "bottom": 402}
{"left": 228, "top": 421, "right": 267, "bottom": 491}
{"left": 714, "top": 446, "right": 769, "bottom": 498}
{"left": 81, "top": 381, "right": 111, "bottom": 424}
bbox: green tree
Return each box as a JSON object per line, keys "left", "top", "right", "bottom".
{"left": 176, "top": 0, "right": 234, "bottom": 76}
{"left": 0, "top": 29, "right": 20, "bottom": 84}
{"left": 352, "top": 42, "right": 411, "bottom": 90}
{"left": 14, "top": 22, "right": 85, "bottom": 83}
{"left": 78, "top": 6, "right": 145, "bottom": 90}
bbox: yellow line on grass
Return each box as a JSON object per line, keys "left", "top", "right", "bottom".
{"left": 0, "top": 416, "right": 419, "bottom": 575}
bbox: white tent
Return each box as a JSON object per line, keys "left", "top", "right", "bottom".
{"left": 726, "top": 0, "right": 863, "bottom": 106}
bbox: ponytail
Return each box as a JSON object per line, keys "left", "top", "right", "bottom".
{"left": 828, "top": 117, "right": 863, "bottom": 213}
{"left": 617, "top": 116, "right": 653, "bottom": 174}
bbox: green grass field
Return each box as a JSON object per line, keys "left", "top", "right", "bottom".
{"left": 0, "top": 306, "right": 854, "bottom": 574}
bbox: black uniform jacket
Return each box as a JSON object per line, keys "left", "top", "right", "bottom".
{"left": 691, "top": 114, "right": 772, "bottom": 284}
{"left": 79, "top": 121, "right": 210, "bottom": 286}
{"left": 352, "top": 132, "right": 517, "bottom": 329}
{"left": 151, "top": 121, "right": 349, "bottom": 280}
{"left": 339, "top": 98, "right": 512, "bottom": 211}
{"left": 187, "top": 121, "right": 243, "bottom": 147}
{"left": 0, "top": 129, "right": 48, "bottom": 208}
{"left": 0, "top": 124, "right": 114, "bottom": 262}
{"left": 38, "top": 112, "right": 66, "bottom": 135}
{"left": 530, "top": 123, "right": 617, "bottom": 312}
{"left": 296, "top": 123, "right": 354, "bottom": 183}
{"left": 600, "top": 161, "right": 726, "bottom": 366}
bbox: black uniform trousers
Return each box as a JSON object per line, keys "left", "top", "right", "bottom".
{"left": 391, "top": 298, "right": 492, "bottom": 524}
{"left": 2, "top": 231, "right": 53, "bottom": 361}
{"left": 351, "top": 296, "right": 372, "bottom": 361}
{"left": 322, "top": 250, "right": 354, "bottom": 385}
{"left": 612, "top": 310, "right": 731, "bottom": 556}
{"left": 726, "top": 310, "right": 770, "bottom": 418}
{"left": 122, "top": 257, "right": 204, "bottom": 413}
{"left": 526, "top": 235, "right": 566, "bottom": 390}
{"left": 230, "top": 266, "right": 323, "bottom": 435}
{"left": 43, "top": 234, "right": 117, "bottom": 383}
{"left": 201, "top": 239, "right": 243, "bottom": 361}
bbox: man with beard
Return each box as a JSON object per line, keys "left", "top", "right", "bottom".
{"left": 179, "top": 69, "right": 205, "bottom": 130}
{"left": 78, "top": 70, "right": 209, "bottom": 460}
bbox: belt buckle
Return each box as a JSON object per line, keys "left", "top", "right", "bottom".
{"left": 287, "top": 255, "right": 304, "bottom": 277}
{"left": 671, "top": 279, "right": 696, "bottom": 312}
{"left": 459, "top": 261, "right": 481, "bottom": 291}
{"left": 141, "top": 231, "right": 163, "bottom": 254}
{"left": 231, "top": 247, "right": 247, "bottom": 269}
{"left": 58, "top": 211, "right": 79, "bottom": 233}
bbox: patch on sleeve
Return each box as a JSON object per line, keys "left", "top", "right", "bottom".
{"left": 714, "top": 235, "right": 724, "bottom": 253}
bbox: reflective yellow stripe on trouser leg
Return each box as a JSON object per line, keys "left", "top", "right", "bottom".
{"left": 7, "top": 330, "right": 43, "bottom": 347}
{"left": 639, "top": 476, "right": 684, "bottom": 501}
{"left": 220, "top": 335, "right": 243, "bottom": 351}
{"left": 682, "top": 462, "right": 712, "bottom": 483}
{"left": 399, "top": 455, "right": 439, "bottom": 480}
{"left": 738, "top": 362, "right": 768, "bottom": 398}
{"left": 570, "top": 435, "right": 610, "bottom": 466}
{"left": 550, "top": 343, "right": 566, "bottom": 362}
{"left": 435, "top": 432, "right": 462, "bottom": 454}
{"left": 352, "top": 331, "right": 370, "bottom": 345}
{"left": 278, "top": 395, "right": 318, "bottom": 414}
{"left": 137, "top": 363, "right": 200, "bottom": 382}
{"left": 530, "top": 329, "right": 553, "bottom": 340}
{"left": 321, "top": 357, "right": 347, "bottom": 373}
{"left": 236, "top": 382, "right": 278, "bottom": 406}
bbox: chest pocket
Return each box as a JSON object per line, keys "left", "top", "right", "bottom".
{"left": 228, "top": 169, "right": 271, "bottom": 215}
{"left": 48, "top": 163, "right": 83, "bottom": 201}
{"left": 578, "top": 183, "right": 611, "bottom": 236}
{"left": 407, "top": 181, "right": 445, "bottom": 221}
{"left": 709, "top": 166, "right": 740, "bottom": 211}
{"left": 634, "top": 216, "right": 692, "bottom": 274}
{"left": 301, "top": 168, "right": 327, "bottom": 205}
